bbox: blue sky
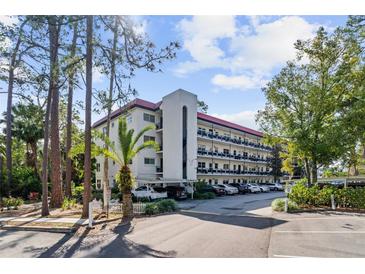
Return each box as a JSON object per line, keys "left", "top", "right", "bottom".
{"left": 0, "top": 15, "right": 348, "bottom": 130}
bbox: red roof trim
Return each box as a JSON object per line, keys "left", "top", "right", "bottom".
{"left": 92, "top": 98, "right": 263, "bottom": 137}
{"left": 92, "top": 98, "right": 161, "bottom": 128}
{"left": 197, "top": 112, "right": 263, "bottom": 137}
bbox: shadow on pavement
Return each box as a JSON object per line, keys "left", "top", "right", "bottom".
{"left": 179, "top": 211, "right": 287, "bottom": 230}
{"left": 35, "top": 221, "right": 176, "bottom": 258}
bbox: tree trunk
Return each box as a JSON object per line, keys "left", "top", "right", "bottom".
{"left": 49, "top": 17, "right": 63, "bottom": 208}
{"left": 41, "top": 81, "right": 52, "bottom": 217}
{"left": 65, "top": 19, "right": 78, "bottom": 198}
{"left": 122, "top": 192, "right": 133, "bottom": 219}
{"left": 30, "top": 141, "right": 38, "bottom": 175}
{"left": 310, "top": 159, "right": 318, "bottom": 185}
{"left": 304, "top": 157, "right": 311, "bottom": 186}
{"left": 120, "top": 165, "right": 134, "bottom": 219}
{"left": 82, "top": 15, "right": 93, "bottom": 219}
{"left": 103, "top": 18, "right": 118, "bottom": 216}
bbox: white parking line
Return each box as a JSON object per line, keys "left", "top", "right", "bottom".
{"left": 275, "top": 230, "right": 365, "bottom": 234}
{"left": 273, "top": 254, "right": 317, "bottom": 258}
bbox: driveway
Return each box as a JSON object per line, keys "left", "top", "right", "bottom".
{"left": 2, "top": 192, "right": 365, "bottom": 257}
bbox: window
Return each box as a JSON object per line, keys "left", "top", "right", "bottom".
{"left": 233, "top": 179, "right": 236, "bottom": 183}
{"left": 215, "top": 163, "right": 218, "bottom": 169}
{"left": 214, "top": 179, "right": 218, "bottom": 184}
{"left": 143, "top": 113, "right": 155, "bottom": 123}
{"left": 102, "top": 127, "right": 107, "bottom": 135}
{"left": 208, "top": 179, "right": 212, "bottom": 184}
{"left": 198, "top": 162, "right": 206, "bottom": 168}
{"left": 223, "top": 149, "right": 229, "bottom": 155}
{"left": 198, "top": 144, "right": 206, "bottom": 150}
{"left": 96, "top": 180, "right": 101, "bottom": 189}
{"left": 144, "top": 158, "right": 155, "bottom": 165}
{"left": 144, "top": 135, "right": 155, "bottom": 142}
{"left": 111, "top": 122, "right": 114, "bottom": 128}
{"left": 127, "top": 115, "right": 132, "bottom": 123}
{"left": 223, "top": 164, "right": 229, "bottom": 170}
{"left": 96, "top": 163, "right": 100, "bottom": 172}
{"left": 209, "top": 163, "right": 213, "bottom": 168}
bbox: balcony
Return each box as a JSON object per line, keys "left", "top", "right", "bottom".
{"left": 196, "top": 168, "right": 272, "bottom": 177}
{"left": 197, "top": 149, "right": 271, "bottom": 164}
{"left": 197, "top": 129, "right": 272, "bottom": 151}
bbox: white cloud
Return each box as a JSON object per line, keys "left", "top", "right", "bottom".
{"left": 93, "top": 67, "right": 104, "bottom": 84}
{"left": 212, "top": 110, "right": 259, "bottom": 130}
{"left": 175, "top": 16, "right": 236, "bottom": 76}
{"left": 175, "top": 15, "right": 322, "bottom": 90}
{"left": 211, "top": 73, "right": 267, "bottom": 90}
{"left": 0, "top": 16, "right": 18, "bottom": 26}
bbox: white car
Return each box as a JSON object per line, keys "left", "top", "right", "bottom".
{"left": 269, "top": 182, "right": 284, "bottom": 191}
{"left": 132, "top": 185, "right": 167, "bottom": 201}
{"left": 259, "top": 184, "right": 270, "bottom": 192}
{"left": 218, "top": 184, "right": 239, "bottom": 195}
{"left": 247, "top": 183, "right": 261, "bottom": 193}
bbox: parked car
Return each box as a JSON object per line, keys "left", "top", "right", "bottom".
{"left": 229, "top": 183, "right": 249, "bottom": 194}
{"left": 211, "top": 185, "right": 226, "bottom": 196}
{"left": 247, "top": 183, "right": 261, "bottom": 193}
{"left": 163, "top": 186, "right": 188, "bottom": 200}
{"left": 218, "top": 184, "right": 239, "bottom": 195}
{"left": 268, "top": 182, "right": 284, "bottom": 191}
{"left": 132, "top": 185, "right": 167, "bottom": 201}
{"left": 259, "top": 184, "right": 270, "bottom": 192}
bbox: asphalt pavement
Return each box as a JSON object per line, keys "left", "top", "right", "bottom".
{"left": 1, "top": 191, "right": 365, "bottom": 258}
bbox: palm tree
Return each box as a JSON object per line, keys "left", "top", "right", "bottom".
{"left": 97, "top": 116, "right": 158, "bottom": 219}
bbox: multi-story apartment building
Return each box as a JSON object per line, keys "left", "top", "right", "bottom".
{"left": 93, "top": 89, "right": 274, "bottom": 189}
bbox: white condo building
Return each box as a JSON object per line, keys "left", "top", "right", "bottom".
{"left": 93, "top": 89, "right": 274, "bottom": 189}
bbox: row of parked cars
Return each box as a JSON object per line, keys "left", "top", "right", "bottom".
{"left": 131, "top": 182, "right": 284, "bottom": 201}
{"left": 200, "top": 182, "right": 284, "bottom": 196}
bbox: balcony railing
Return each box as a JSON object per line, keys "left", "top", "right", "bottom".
{"left": 197, "top": 129, "right": 272, "bottom": 151}
{"left": 196, "top": 168, "right": 272, "bottom": 176}
{"left": 197, "top": 149, "right": 271, "bottom": 164}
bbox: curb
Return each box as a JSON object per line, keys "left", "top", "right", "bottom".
{"left": 0, "top": 224, "right": 77, "bottom": 233}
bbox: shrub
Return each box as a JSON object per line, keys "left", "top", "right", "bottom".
{"left": 194, "top": 180, "right": 208, "bottom": 193}
{"left": 316, "top": 186, "right": 337, "bottom": 207}
{"left": 271, "top": 198, "right": 298, "bottom": 212}
{"left": 194, "top": 192, "right": 216, "bottom": 200}
{"left": 156, "top": 199, "right": 177, "bottom": 212}
{"left": 61, "top": 197, "right": 77, "bottom": 211}
{"left": 93, "top": 190, "right": 103, "bottom": 202}
{"left": 72, "top": 185, "right": 84, "bottom": 203}
{"left": 288, "top": 182, "right": 310, "bottom": 205}
{"left": 144, "top": 199, "right": 178, "bottom": 215}
{"left": 3, "top": 197, "right": 24, "bottom": 209}
{"left": 144, "top": 203, "right": 159, "bottom": 215}
{"left": 10, "top": 167, "right": 41, "bottom": 200}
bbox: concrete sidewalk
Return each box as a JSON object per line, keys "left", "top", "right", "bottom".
{"left": 0, "top": 216, "right": 88, "bottom": 225}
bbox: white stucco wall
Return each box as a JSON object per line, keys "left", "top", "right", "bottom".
{"left": 160, "top": 89, "right": 197, "bottom": 181}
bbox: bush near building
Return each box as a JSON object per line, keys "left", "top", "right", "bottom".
{"left": 144, "top": 199, "right": 177, "bottom": 215}
{"left": 288, "top": 180, "right": 365, "bottom": 209}
{"left": 271, "top": 198, "right": 299, "bottom": 212}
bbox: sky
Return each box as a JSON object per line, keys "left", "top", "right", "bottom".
{"left": 0, "top": 15, "right": 348, "bottom": 130}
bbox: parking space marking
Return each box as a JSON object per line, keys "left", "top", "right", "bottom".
{"left": 272, "top": 254, "right": 316, "bottom": 258}
{"left": 275, "top": 230, "right": 365, "bottom": 234}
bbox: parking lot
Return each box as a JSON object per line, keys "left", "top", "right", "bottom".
{"left": 1, "top": 191, "right": 365, "bottom": 257}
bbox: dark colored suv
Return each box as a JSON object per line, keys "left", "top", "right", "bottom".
{"left": 229, "top": 183, "right": 249, "bottom": 194}
{"left": 164, "top": 186, "right": 188, "bottom": 200}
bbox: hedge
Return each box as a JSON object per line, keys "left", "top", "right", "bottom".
{"left": 288, "top": 181, "right": 365, "bottom": 209}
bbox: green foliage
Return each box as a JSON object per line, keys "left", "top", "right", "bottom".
{"left": 271, "top": 198, "right": 299, "bottom": 212}
{"left": 10, "top": 166, "right": 41, "bottom": 199}
{"left": 194, "top": 192, "right": 216, "bottom": 200}
{"left": 144, "top": 203, "right": 159, "bottom": 215}
{"left": 72, "top": 185, "right": 84, "bottom": 202}
{"left": 61, "top": 197, "right": 77, "bottom": 211}
{"left": 3, "top": 197, "right": 24, "bottom": 209}
{"left": 289, "top": 181, "right": 365, "bottom": 209}
{"left": 144, "top": 199, "right": 177, "bottom": 215}
{"left": 194, "top": 180, "right": 208, "bottom": 193}
{"left": 92, "top": 190, "right": 103, "bottom": 202}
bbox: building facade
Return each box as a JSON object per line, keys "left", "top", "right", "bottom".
{"left": 93, "top": 89, "right": 274, "bottom": 189}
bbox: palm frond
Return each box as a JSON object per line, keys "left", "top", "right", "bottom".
{"left": 130, "top": 140, "right": 159, "bottom": 159}
{"left": 130, "top": 124, "right": 156, "bottom": 150}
